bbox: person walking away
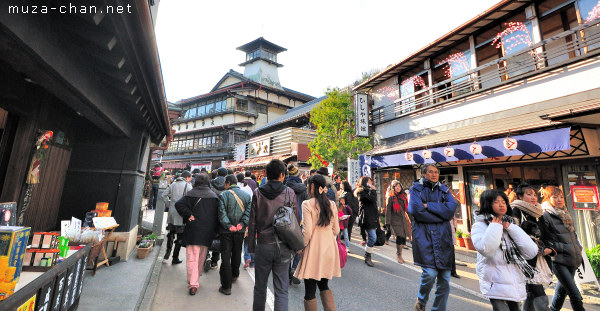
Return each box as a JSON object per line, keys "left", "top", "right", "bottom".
{"left": 511, "top": 183, "right": 554, "bottom": 311}
{"left": 237, "top": 173, "right": 254, "bottom": 197}
{"left": 409, "top": 165, "right": 457, "bottom": 311}
{"left": 541, "top": 186, "right": 586, "bottom": 311}
{"left": 294, "top": 174, "right": 341, "bottom": 311}
{"left": 385, "top": 180, "right": 410, "bottom": 264}
{"left": 174, "top": 174, "right": 220, "bottom": 295}
{"left": 317, "top": 167, "right": 338, "bottom": 202}
{"left": 217, "top": 174, "right": 252, "bottom": 295}
{"left": 355, "top": 176, "right": 378, "bottom": 267}
{"left": 338, "top": 197, "right": 352, "bottom": 248}
{"left": 161, "top": 170, "right": 193, "bottom": 264}
{"left": 285, "top": 164, "right": 309, "bottom": 285}
{"left": 341, "top": 181, "right": 359, "bottom": 242}
{"left": 244, "top": 171, "right": 258, "bottom": 192}
{"left": 149, "top": 164, "right": 165, "bottom": 210}
{"left": 247, "top": 159, "right": 298, "bottom": 311}
{"left": 236, "top": 173, "right": 255, "bottom": 269}
{"left": 207, "top": 167, "right": 228, "bottom": 270}
{"left": 472, "top": 189, "right": 538, "bottom": 311}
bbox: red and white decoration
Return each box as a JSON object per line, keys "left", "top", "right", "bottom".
{"left": 443, "top": 147, "right": 455, "bottom": 158}
{"left": 503, "top": 137, "right": 518, "bottom": 151}
{"left": 405, "top": 152, "right": 414, "bottom": 161}
{"left": 470, "top": 143, "right": 482, "bottom": 155}
{"left": 422, "top": 149, "right": 432, "bottom": 159}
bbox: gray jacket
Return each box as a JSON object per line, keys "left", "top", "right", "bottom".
{"left": 162, "top": 177, "right": 193, "bottom": 226}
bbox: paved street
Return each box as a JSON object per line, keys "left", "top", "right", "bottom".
{"left": 147, "top": 226, "right": 600, "bottom": 311}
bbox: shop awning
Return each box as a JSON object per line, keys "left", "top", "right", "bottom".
{"left": 363, "top": 127, "right": 571, "bottom": 169}
{"left": 225, "top": 154, "right": 294, "bottom": 168}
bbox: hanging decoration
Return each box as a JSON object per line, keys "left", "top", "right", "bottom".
{"left": 26, "top": 130, "right": 54, "bottom": 184}
{"left": 503, "top": 137, "right": 518, "bottom": 150}
{"left": 401, "top": 75, "right": 426, "bottom": 88}
{"left": 491, "top": 22, "right": 536, "bottom": 56}
{"left": 443, "top": 147, "right": 455, "bottom": 157}
{"left": 438, "top": 52, "right": 470, "bottom": 78}
{"left": 315, "top": 153, "right": 329, "bottom": 167}
{"left": 405, "top": 152, "right": 414, "bottom": 162}
{"left": 586, "top": 1, "right": 600, "bottom": 22}
{"left": 470, "top": 142, "right": 482, "bottom": 155}
{"left": 422, "top": 149, "right": 432, "bottom": 159}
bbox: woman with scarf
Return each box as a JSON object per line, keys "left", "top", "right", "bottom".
{"left": 511, "top": 184, "right": 554, "bottom": 311}
{"left": 472, "top": 189, "right": 538, "bottom": 311}
{"left": 385, "top": 180, "right": 411, "bottom": 264}
{"left": 541, "top": 186, "right": 585, "bottom": 311}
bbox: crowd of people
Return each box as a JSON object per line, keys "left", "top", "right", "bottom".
{"left": 149, "top": 161, "right": 586, "bottom": 311}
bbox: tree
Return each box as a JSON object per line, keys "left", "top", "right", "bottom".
{"left": 307, "top": 88, "right": 372, "bottom": 172}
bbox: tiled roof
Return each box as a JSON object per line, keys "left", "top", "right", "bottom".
{"left": 249, "top": 96, "right": 326, "bottom": 135}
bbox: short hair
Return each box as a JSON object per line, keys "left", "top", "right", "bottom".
{"left": 478, "top": 189, "right": 512, "bottom": 217}
{"left": 180, "top": 170, "right": 192, "bottom": 178}
{"left": 225, "top": 174, "right": 237, "bottom": 186}
{"left": 227, "top": 169, "right": 234, "bottom": 175}
{"left": 194, "top": 174, "right": 210, "bottom": 187}
{"left": 217, "top": 167, "right": 228, "bottom": 177}
{"left": 210, "top": 171, "right": 217, "bottom": 179}
{"left": 421, "top": 164, "right": 438, "bottom": 175}
{"left": 334, "top": 175, "right": 341, "bottom": 181}
{"left": 515, "top": 183, "right": 536, "bottom": 200}
{"left": 266, "top": 159, "right": 286, "bottom": 181}
{"left": 309, "top": 169, "right": 317, "bottom": 175}
{"left": 236, "top": 173, "right": 244, "bottom": 183}
{"left": 251, "top": 174, "right": 257, "bottom": 181}
{"left": 245, "top": 171, "right": 252, "bottom": 177}
{"left": 192, "top": 169, "right": 200, "bottom": 174}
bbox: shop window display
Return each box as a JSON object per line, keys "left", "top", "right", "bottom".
{"left": 567, "top": 170, "right": 600, "bottom": 250}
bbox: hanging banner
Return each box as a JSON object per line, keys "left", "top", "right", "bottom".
{"left": 347, "top": 159, "right": 360, "bottom": 188}
{"left": 354, "top": 93, "right": 369, "bottom": 137}
{"left": 235, "top": 144, "right": 246, "bottom": 162}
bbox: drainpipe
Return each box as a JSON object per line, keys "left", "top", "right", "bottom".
{"left": 151, "top": 129, "right": 176, "bottom": 151}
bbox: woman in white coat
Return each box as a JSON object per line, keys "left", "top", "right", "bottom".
{"left": 472, "top": 189, "right": 538, "bottom": 311}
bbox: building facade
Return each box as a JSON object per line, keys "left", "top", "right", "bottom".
{"left": 355, "top": 0, "right": 600, "bottom": 251}
{"left": 156, "top": 38, "right": 315, "bottom": 170}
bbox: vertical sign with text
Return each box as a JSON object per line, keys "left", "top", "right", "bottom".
{"left": 354, "top": 93, "right": 369, "bottom": 137}
{"left": 347, "top": 159, "right": 360, "bottom": 189}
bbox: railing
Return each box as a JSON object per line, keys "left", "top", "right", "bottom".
{"left": 173, "top": 108, "right": 258, "bottom": 124}
{"left": 165, "top": 143, "right": 235, "bottom": 154}
{"left": 372, "top": 19, "right": 600, "bottom": 125}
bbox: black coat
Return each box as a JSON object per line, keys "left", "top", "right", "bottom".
{"left": 175, "top": 186, "right": 220, "bottom": 247}
{"left": 512, "top": 203, "right": 554, "bottom": 268}
{"left": 343, "top": 191, "right": 360, "bottom": 216}
{"left": 542, "top": 210, "right": 583, "bottom": 268}
{"left": 357, "top": 188, "right": 379, "bottom": 230}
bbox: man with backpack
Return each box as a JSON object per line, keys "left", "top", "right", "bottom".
{"left": 284, "top": 164, "right": 309, "bottom": 285}
{"left": 217, "top": 174, "right": 252, "bottom": 296}
{"left": 247, "top": 159, "right": 298, "bottom": 311}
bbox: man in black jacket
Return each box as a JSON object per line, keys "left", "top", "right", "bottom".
{"left": 284, "top": 164, "right": 308, "bottom": 285}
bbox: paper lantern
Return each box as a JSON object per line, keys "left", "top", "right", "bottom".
{"left": 443, "top": 147, "right": 455, "bottom": 157}
{"left": 503, "top": 137, "right": 518, "bottom": 150}
{"left": 422, "top": 149, "right": 432, "bottom": 159}
{"left": 405, "top": 152, "right": 414, "bottom": 161}
{"left": 470, "top": 143, "right": 482, "bottom": 155}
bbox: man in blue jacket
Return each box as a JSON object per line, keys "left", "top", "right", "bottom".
{"left": 409, "top": 164, "right": 457, "bottom": 311}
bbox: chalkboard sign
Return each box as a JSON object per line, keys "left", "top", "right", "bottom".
{"left": 50, "top": 270, "right": 67, "bottom": 311}
{"left": 35, "top": 279, "right": 54, "bottom": 311}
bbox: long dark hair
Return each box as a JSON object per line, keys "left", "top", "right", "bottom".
{"left": 342, "top": 181, "right": 353, "bottom": 193}
{"left": 308, "top": 174, "right": 333, "bottom": 227}
{"left": 477, "top": 189, "right": 513, "bottom": 217}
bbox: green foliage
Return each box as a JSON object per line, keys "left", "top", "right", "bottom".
{"left": 143, "top": 233, "right": 159, "bottom": 241}
{"left": 138, "top": 240, "right": 153, "bottom": 248}
{"left": 308, "top": 88, "right": 372, "bottom": 170}
{"left": 586, "top": 245, "right": 600, "bottom": 278}
{"left": 456, "top": 229, "right": 463, "bottom": 238}
{"left": 463, "top": 232, "right": 471, "bottom": 239}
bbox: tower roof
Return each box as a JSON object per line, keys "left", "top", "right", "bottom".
{"left": 236, "top": 37, "right": 287, "bottom": 54}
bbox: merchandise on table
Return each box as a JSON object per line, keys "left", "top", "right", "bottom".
{"left": 0, "top": 226, "right": 31, "bottom": 300}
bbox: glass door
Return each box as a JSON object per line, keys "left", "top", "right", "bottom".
{"left": 465, "top": 169, "right": 493, "bottom": 229}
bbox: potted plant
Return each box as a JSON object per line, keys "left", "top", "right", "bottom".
{"left": 456, "top": 230, "right": 465, "bottom": 248}
{"left": 463, "top": 232, "right": 475, "bottom": 251}
{"left": 586, "top": 245, "right": 600, "bottom": 279}
{"left": 136, "top": 234, "right": 158, "bottom": 259}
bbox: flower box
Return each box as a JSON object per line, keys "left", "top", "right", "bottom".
{"left": 464, "top": 237, "right": 476, "bottom": 251}
{"left": 457, "top": 237, "right": 466, "bottom": 248}
{"left": 136, "top": 241, "right": 153, "bottom": 259}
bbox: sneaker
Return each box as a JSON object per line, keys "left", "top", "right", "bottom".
{"left": 243, "top": 259, "right": 251, "bottom": 270}
{"left": 290, "top": 276, "right": 301, "bottom": 285}
{"left": 451, "top": 272, "right": 461, "bottom": 279}
{"left": 172, "top": 259, "right": 183, "bottom": 265}
{"left": 203, "top": 259, "right": 211, "bottom": 272}
{"left": 210, "top": 262, "right": 219, "bottom": 270}
{"left": 414, "top": 300, "right": 425, "bottom": 311}
{"left": 218, "top": 286, "right": 231, "bottom": 295}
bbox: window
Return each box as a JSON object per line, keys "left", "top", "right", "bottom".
{"left": 256, "top": 103, "right": 267, "bottom": 114}
{"left": 236, "top": 99, "right": 248, "bottom": 112}
{"left": 539, "top": 2, "right": 579, "bottom": 65}
{"left": 246, "top": 49, "right": 260, "bottom": 61}
{"left": 432, "top": 40, "right": 472, "bottom": 102}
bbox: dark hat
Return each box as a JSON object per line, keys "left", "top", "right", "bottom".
{"left": 194, "top": 174, "right": 210, "bottom": 187}
{"left": 181, "top": 170, "right": 191, "bottom": 178}
{"left": 217, "top": 167, "right": 228, "bottom": 177}
{"left": 287, "top": 164, "right": 299, "bottom": 177}
{"left": 317, "top": 167, "right": 329, "bottom": 176}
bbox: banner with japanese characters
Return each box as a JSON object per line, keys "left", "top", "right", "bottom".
{"left": 354, "top": 93, "right": 369, "bottom": 137}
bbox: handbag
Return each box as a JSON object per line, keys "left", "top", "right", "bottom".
{"left": 530, "top": 255, "right": 553, "bottom": 286}
{"left": 374, "top": 224, "right": 386, "bottom": 246}
{"left": 273, "top": 188, "right": 305, "bottom": 252}
{"left": 337, "top": 236, "right": 347, "bottom": 268}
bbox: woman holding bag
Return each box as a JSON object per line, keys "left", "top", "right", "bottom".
{"left": 511, "top": 183, "right": 554, "bottom": 311}
{"left": 385, "top": 180, "right": 411, "bottom": 264}
{"left": 294, "top": 174, "right": 341, "bottom": 311}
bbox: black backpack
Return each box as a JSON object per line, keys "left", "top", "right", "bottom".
{"left": 273, "top": 188, "right": 305, "bottom": 252}
{"left": 326, "top": 185, "right": 336, "bottom": 201}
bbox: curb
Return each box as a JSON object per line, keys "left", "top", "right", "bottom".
{"left": 136, "top": 238, "right": 165, "bottom": 311}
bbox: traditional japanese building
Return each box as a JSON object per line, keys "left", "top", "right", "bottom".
{"left": 156, "top": 37, "right": 315, "bottom": 171}
{"left": 354, "top": 0, "right": 600, "bottom": 250}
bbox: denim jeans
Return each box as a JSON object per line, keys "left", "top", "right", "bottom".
{"left": 243, "top": 238, "right": 254, "bottom": 264}
{"left": 366, "top": 228, "right": 377, "bottom": 248}
{"left": 490, "top": 299, "right": 520, "bottom": 311}
{"left": 149, "top": 184, "right": 159, "bottom": 209}
{"left": 340, "top": 228, "right": 350, "bottom": 247}
{"left": 253, "top": 243, "right": 291, "bottom": 311}
{"left": 417, "top": 267, "right": 451, "bottom": 311}
{"left": 550, "top": 263, "right": 585, "bottom": 311}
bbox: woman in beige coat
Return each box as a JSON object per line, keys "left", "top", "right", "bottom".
{"left": 294, "top": 174, "right": 341, "bottom": 311}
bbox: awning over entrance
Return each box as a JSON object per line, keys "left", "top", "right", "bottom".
{"left": 363, "top": 127, "right": 571, "bottom": 169}
{"left": 225, "top": 154, "right": 294, "bottom": 168}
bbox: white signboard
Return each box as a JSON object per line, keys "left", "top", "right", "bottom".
{"left": 354, "top": 93, "right": 369, "bottom": 137}
{"left": 236, "top": 144, "right": 246, "bottom": 162}
{"left": 249, "top": 138, "right": 270, "bottom": 158}
{"left": 362, "top": 155, "right": 372, "bottom": 178}
{"left": 348, "top": 159, "right": 360, "bottom": 189}
{"left": 575, "top": 249, "right": 600, "bottom": 290}
{"left": 190, "top": 162, "right": 212, "bottom": 172}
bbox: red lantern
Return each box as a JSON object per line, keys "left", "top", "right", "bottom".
{"left": 405, "top": 152, "right": 414, "bottom": 161}
{"left": 470, "top": 143, "right": 482, "bottom": 155}
{"left": 422, "top": 149, "right": 432, "bottom": 159}
{"left": 503, "top": 137, "right": 518, "bottom": 151}
{"left": 443, "top": 147, "right": 455, "bottom": 157}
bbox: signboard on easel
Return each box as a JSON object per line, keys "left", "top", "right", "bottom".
{"left": 575, "top": 249, "right": 600, "bottom": 291}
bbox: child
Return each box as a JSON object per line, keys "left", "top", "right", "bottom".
{"left": 338, "top": 197, "right": 352, "bottom": 248}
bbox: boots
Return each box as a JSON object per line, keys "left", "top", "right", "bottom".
{"left": 164, "top": 232, "right": 174, "bottom": 260}
{"left": 304, "top": 298, "right": 317, "bottom": 311}
{"left": 171, "top": 240, "right": 182, "bottom": 264}
{"left": 320, "top": 289, "right": 336, "bottom": 311}
{"left": 364, "top": 252, "right": 374, "bottom": 267}
{"left": 396, "top": 244, "right": 405, "bottom": 264}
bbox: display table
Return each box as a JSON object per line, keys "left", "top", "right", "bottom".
{"left": 1, "top": 243, "right": 91, "bottom": 311}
